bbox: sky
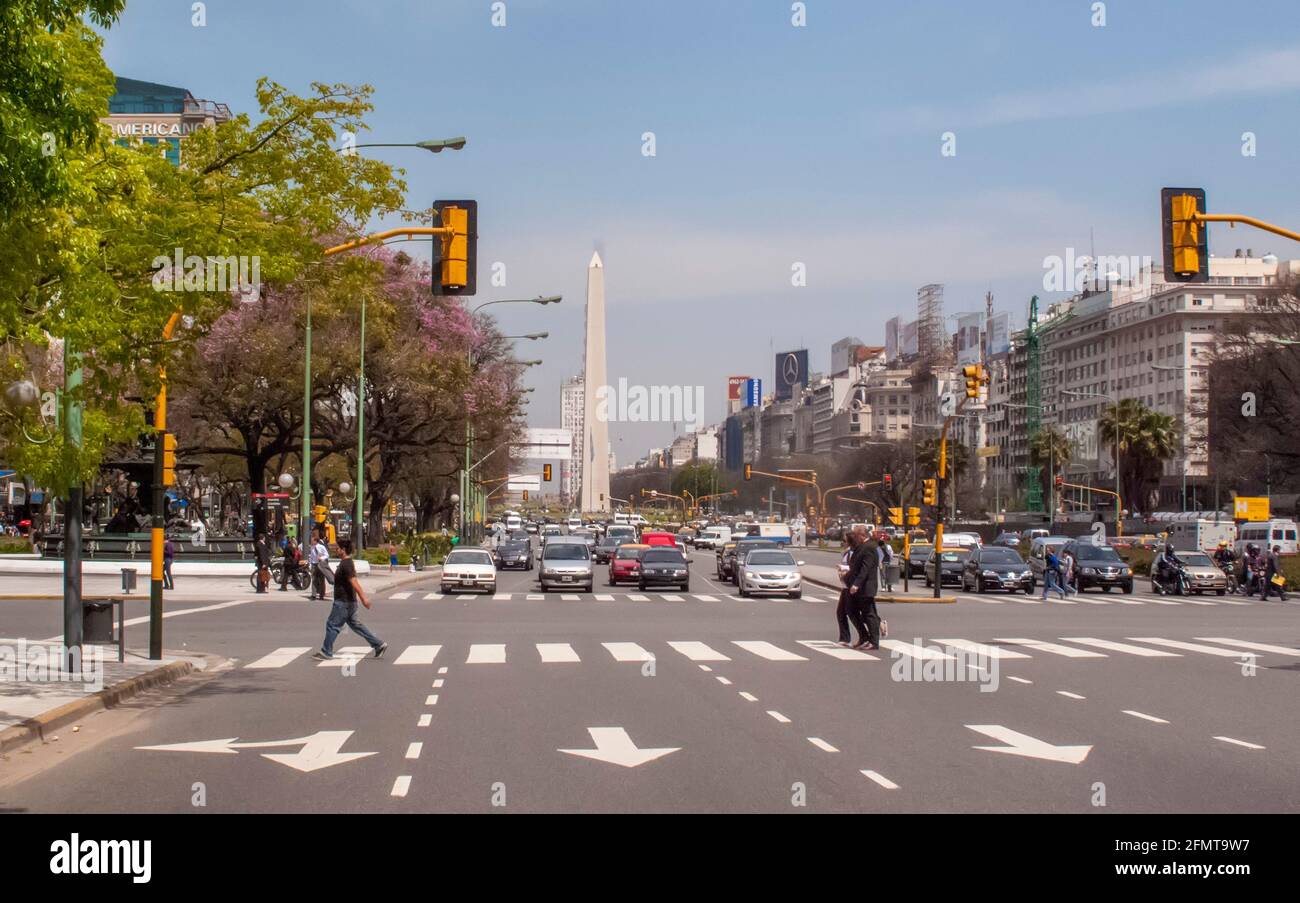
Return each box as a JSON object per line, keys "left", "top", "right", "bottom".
{"left": 100, "top": 0, "right": 1300, "bottom": 460}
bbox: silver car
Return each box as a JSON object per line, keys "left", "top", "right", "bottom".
{"left": 737, "top": 548, "right": 804, "bottom": 599}
{"left": 539, "top": 539, "right": 594, "bottom": 593}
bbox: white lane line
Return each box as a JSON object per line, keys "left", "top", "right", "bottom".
{"left": 767, "top": 710, "right": 791, "bottom": 724}
{"left": 526, "top": 594, "right": 544, "bottom": 601}
{"left": 603, "top": 642, "right": 654, "bottom": 662}
{"left": 391, "top": 776, "right": 411, "bottom": 797}
{"left": 733, "top": 640, "right": 808, "bottom": 661}
{"left": 115, "top": 598, "right": 252, "bottom": 631}
{"left": 393, "top": 644, "right": 442, "bottom": 666}
{"left": 561, "top": 594, "right": 580, "bottom": 601}
{"left": 1213, "top": 736, "right": 1265, "bottom": 750}
{"left": 1127, "top": 637, "right": 1247, "bottom": 658}
{"left": 879, "top": 639, "right": 954, "bottom": 661}
{"left": 739, "top": 692, "right": 758, "bottom": 702}
{"left": 493, "top": 593, "right": 511, "bottom": 601}
{"left": 1007, "top": 676, "right": 1033, "bottom": 685}
{"left": 425, "top": 694, "right": 439, "bottom": 705}
{"left": 1057, "top": 691, "right": 1086, "bottom": 700}
{"left": 390, "top": 592, "right": 413, "bottom": 600}
{"left": 437, "top": 667, "right": 448, "bottom": 674}
{"left": 432, "top": 678, "right": 444, "bottom": 688}
{"left": 1124, "top": 710, "right": 1169, "bottom": 724}
{"left": 667, "top": 641, "right": 730, "bottom": 662}
{"left": 417, "top": 714, "right": 432, "bottom": 727}
{"left": 405, "top": 742, "right": 423, "bottom": 760}
{"left": 317, "top": 646, "right": 369, "bottom": 667}
{"left": 932, "top": 639, "right": 1030, "bottom": 660}
{"left": 628, "top": 594, "right": 650, "bottom": 602}
{"left": 537, "top": 642, "right": 581, "bottom": 663}
{"left": 808, "top": 737, "right": 839, "bottom": 753}
{"left": 716, "top": 676, "right": 732, "bottom": 685}
{"left": 594, "top": 594, "right": 616, "bottom": 601}
{"left": 861, "top": 770, "right": 899, "bottom": 790}
{"left": 466, "top": 644, "right": 506, "bottom": 664}
{"left": 423, "top": 593, "right": 444, "bottom": 600}
{"left": 245, "top": 646, "right": 311, "bottom": 669}
{"left": 1060, "top": 637, "right": 1181, "bottom": 657}
{"left": 797, "top": 640, "right": 877, "bottom": 661}
{"left": 693, "top": 595, "right": 719, "bottom": 602}
{"left": 994, "top": 638, "right": 1105, "bottom": 658}
{"left": 1193, "top": 637, "right": 1300, "bottom": 657}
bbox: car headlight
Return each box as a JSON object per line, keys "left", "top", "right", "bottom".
{"left": 1021, "top": 570, "right": 1031, "bottom": 578}
{"left": 1081, "top": 567, "right": 1096, "bottom": 575}
{"left": 1120, "top": 567, "right": 1131, "bottom": 575}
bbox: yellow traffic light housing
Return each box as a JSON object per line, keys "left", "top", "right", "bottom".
{"left": 543, "top": 464, "right": 552, "bottom": 482}
{"left": 922, "top": 479, "right": 937, "bottom": 506}
{"left": 888, "top": 507, "right": 903, "bottom": 526}
{"left": 962, "top": 364, "right": 983, "bottom": 399}
{"left": 744, "top": 463, "right": 752, "bottom": 481}
{"left": 1161, "top": 187, "right": 1208, "bottom": 283}
{"left": 433, "top": 199, "right": 477, "bottom": 295}
{"left": 907, "top": 506, "right": 921, "bottom": 526}
{"left": 522, "top": 490, "right": 529, "bottom": 501}
{"left": 160, "top": 432, "right": 177, "bottom": 486}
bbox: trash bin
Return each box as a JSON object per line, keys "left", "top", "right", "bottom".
{"left": 886, "top": 563, "right": 902, "bottom": 586}
{"left": 83, "top": 601, "right": 114, "bottom": 643}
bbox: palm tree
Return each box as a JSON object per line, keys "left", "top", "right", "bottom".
{"left": 1028, "top": 427, "right": 1072, "bottom": 503}
{"left": 915, "top": 436, "right": 969, "bottom": 480}
{"left": 1099, "top": 399, "right": 1179, "bottom": 512}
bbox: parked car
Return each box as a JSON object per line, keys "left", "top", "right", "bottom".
{"left": 440, "top": 548, "right": 497, "bottom": 595}
{"left": 737, "top": 548, "right": 803, "bottom": 599}
{"left": 961, "top": 545, "right": 1032, "bottom": 594}
{"left": 593, "top": 536, "right": 620, "bottom": 564}
{"left": 905, "top": 543, "right": 934, "bottom": 577}
{"left": 924, "top": 547, "right": 971, "bottom": 587}
{"left": 722, "top": 539, "right": 780, "bottom": 584}
{"left": 495, "top": 540, "right": 533, "bottom": 571}
{"left": 1062, "top": 540, "right": 1133, "bottom": 593}
{"left": 638, "top": 547, "right": 691, "bottom": 592}
{"left": 608, "top": 543, "right": 649, "bottom": 586}
{"left": 539, "top": 539, "right": 593, "bottom": 593}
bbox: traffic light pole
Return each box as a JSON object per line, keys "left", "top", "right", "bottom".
{"left": 150, "top": 312, "right": 181, "bottom": 661}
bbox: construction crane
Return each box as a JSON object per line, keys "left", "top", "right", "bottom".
{"left": 1024, "top": 294, "right": 1043, "bottom": 512}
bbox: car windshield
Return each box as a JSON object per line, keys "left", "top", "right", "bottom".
{"left": 615, "top": 547, "right": 645, "bottom": 560}
{"left": 747, "top": 551, "right": 795, "bottom": 566}
{"left": 1073, "top": 545, "right": 1122, "bottom": 562}
{"left": 643, "top": 549, "right": 686, "bottom": 564}
{"left": 734, "top": 542, "right": 776, "bottom": 555}
{"left": 598, "top": 537, "right": 618, "bottom": 547}
{"left": 1180, "top": 552, "right": 1214, "bottom": 567}
{"left": 937, "top": 551, "right": 969, "bottom": 562}
{"left": 446, "top": 550, "right": 493, "bottom": 566}
{"left": 509, "top": 531, "right": 529, "bottom": 540}
{"left": 544, "top": 544, "right": 589, "bottom": 560}
{"left": 909, "top": 546, "right": 933, "bottom": 559}
{"left": 500, "top": 543, "right": 526, "bottom": 553}
{"left": 980, "top": 549, "right": 1024, "bottom": 565}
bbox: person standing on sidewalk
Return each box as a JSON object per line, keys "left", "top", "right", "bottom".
{"left": 280, "top": 535, "right": 298, "bottom": 592}
{"left": 309, "top": 528, "right": 332, "bottom": 600}
{"left": 254, "top": 532, "right": 273, "bottom": 594}
{"left": 313, "top": 539, "right": 388, "bottom": 660}
{"left": 162, "top": 536, "right": 175, "bottom": 590}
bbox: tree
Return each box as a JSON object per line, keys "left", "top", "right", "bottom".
{"left": 1028, "top": 427, "right": 1072, "bottom": 502}
{"left": 1099, "top": 399, "right": 1179, "bottom": 513}
{"left": 916, "top": 436, "right": 969, "bottom": 481}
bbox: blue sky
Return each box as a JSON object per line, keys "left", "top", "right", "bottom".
{"left": 101, "top": 0, "right": 1300, "bottom": 457}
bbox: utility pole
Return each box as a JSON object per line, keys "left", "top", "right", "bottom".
{"left": 62, "top": 342, "right": 83, "bottom": 673}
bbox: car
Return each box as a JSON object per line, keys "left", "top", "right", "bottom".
{"left": 961, "top": 545, "right": 1032, "bottom": 594}
{"left": 638, "top": 531, "right": 677, "bottom": 548}
{"left": 604, "top": 524, "right": 637, "bottom": 546}
{"left": 637, "top": 547, "right": 691, "bottom": 592}
{"left": 1026, "top": 536, "right": 1074, "bottom": 584}
{"left": 495, "top": 540, "right": 533, "bottom": 571}
{"left": 675, "top": 530, "right": 695, "bottom": 549}
{"left": 593, "top": 536, "right": 620, "bottom": 564}
{"left": 737, "top": 548, "right": 803, "bottom": 599}
{"left": 572, "top": 530, "right": 598, "bottom": 553}
{"left": 992, "top": 531, "right": 1022, "bottom": 548}
{"left": 693, "top": 526, "right": 731, "bottom": 551}
{"left": 1152, "top": 549, "right": 1228, "bottom": 596}
{"left": 539, "top": 539, "right": 593, "bottom": 593}
{"left": 439, "top": 548, "right": 497, "bottom": 594}
{"left": 1062, "top": 540, "right": 1133, "bottom": 593}
{"left": 905, "top": 543, "right": 933, "bottom": 577}
{"left": 941, "top": 532, "right": 982, "bottom": 549}
{"left": 722, "top": 539, "right": 780, "bottom": 584}
{"left": 524, "top": 522, "right": 539, "bottom": 534}
{"left": 924, "top": 547, "right": 971, "bottom": 587}
{"left": 608, "top": 543, "right": 649, "bottom": 585}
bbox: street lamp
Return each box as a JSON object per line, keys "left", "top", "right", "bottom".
{"left": 337, "top": 136, "right": 467, "bottom": 155}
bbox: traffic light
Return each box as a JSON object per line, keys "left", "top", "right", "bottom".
{"left": 1054, "top": 474, "right": 1063, "bottom": 488}
{"left": 962, "top": 364, "right": 984, "bottom": 399}
{"left": 433, "top": 199, "right": 477, "bottom": 295}
{"left": 1161, "top": 188, "right": 1208, "bottom": 283}
{"left": 313, "top": 504, "right": 328, "bottom": 524}
{"left": 389, "top": 500, "right": 398, "bottom": 516}
{"left": 160, "top": 432, "right": 177, "bottom": 486}
{"left": 922, "top": 479, "right": 937, "bottom": 506}
{"left": 888, "top": 507, "right": 903, "bottom": 526}
{"left": 744, "top": 463, "right": 752, "bottom": 481}
{"left": 543, "top": 463, "right": 552, "bottom": 482}
{"left": 882, "top": 473, "right": 892, "bottom": 491}
{"left": 907, "top": 506, "right": 921, "bottom": 526}
{"left": 522, "top": 490, "right": 529, "bottom": 502}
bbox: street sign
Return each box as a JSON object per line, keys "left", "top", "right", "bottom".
{"left": 251, "top": 492, "right": 290, "bottom": 511}
{"left": 1233, "top": 496, "right": 1270, "bottom": 521}
{"left": 857, "top": 481, "right": 866, "bottom": 490}
{"left": 977, "top": 446, "right": 1000, "bottom": 458}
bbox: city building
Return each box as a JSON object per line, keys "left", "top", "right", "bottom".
{"left": 560, "top": 375, "right": 584, "bottom": 507}
{"left": 105, "top": 77, "right": 232, "bottom": 166}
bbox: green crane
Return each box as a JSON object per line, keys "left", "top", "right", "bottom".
{"left": 1024, "top": 294, "right": 1043, "bottom": 512}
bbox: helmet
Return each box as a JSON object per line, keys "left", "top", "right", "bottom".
{"left": 1218, "top": 540, "right": 1228, "bottom": 548}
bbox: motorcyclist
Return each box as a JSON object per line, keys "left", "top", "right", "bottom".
{"left": 1212, "top": 540, "right": 1235, "bottom": 570}
{"left": 1242, "top": 544, "right": 1262, "bottom": 597}
{"left": 1154, "top": 543, "right": 1183, "bottom": 593}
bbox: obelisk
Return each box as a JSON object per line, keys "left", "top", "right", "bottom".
{"left": 580, "top": 251, "right": 611, "bottom": 513}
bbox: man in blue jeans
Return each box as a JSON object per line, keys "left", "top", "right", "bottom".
{"left": 313, "top": 539, "right": 388, "bottom": 660}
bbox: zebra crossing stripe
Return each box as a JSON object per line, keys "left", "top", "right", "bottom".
{"left": 993, "top": 638, "right": 1104, "bottom": 658}
{"left": 1127, "top": 637, "right": 1244, "bottom": 657}
{"left": 879, "top": 639, "right": 954, "bottom": 661}
{"left": 318, "top": 646, "right": 370, "bottom": 667}
{"left": 1015, "top": 597, "right": 1043, "bottom": 604}
{"left": 456, "top": 594, "right": 476, "bottom": 600}
{"left": 1176, "top": 597, "right": 1217, "bottom": 606}
{"left": 537, "top": 643, "right": 580, "bottom": 663}
{"left": 1059, "top": 637, "right": 1179, "bottom": 657}
{"left": 628, "top": 594, "right": 650, "bottom": 602}
{"left": 1112, "top": 597, "right": 1144, "bottom": 605}
{"left": 603, "top": 642, "right": 654, "bottom": 662}
{"left": 561, "top": 594, "right": 580, "bottom": 601}
{"left": 667, "top": 641, "right": 730, "bottom": 661}
{"left": 797, "top": 640, "right": 876, "bottom": 661}
{"left": 1077, "top": 597, "right": 1109, "bottom": 605}
{"left": 931, "top": 639, "right": 1030, "bottom": 660}
{"left": 391, "top": 592, "right": 413, "bottom": 600}
{"left": 393, "top": 644, "right": 442, "bottom": 665}
{"left": 423, "top": 593, "right": 444, "bottom": 600}
{"left": 493, "top": 593, "right": 511, "bottom": 600}
{"left": 466, "top": 643, "right": 507, "bottom": 664}
{"left": 1193, "top": 637, "right": 1300, "bottom": 657}
{"left": 526, "top": 594, "right": 544, "bottom": 600}
{"left": 246, "top": 647, "right": 311, "bottom": 669}
{"left": 732, "top": 640, "right": 807, "bottom": 661}
{"left": 1214, "top": 598, "right": 1251, "bottom": 606}
{"left": 1143, "top": 596, "right": 1182, "bottom": 605}
{"left": 594, "top": 594, "right": 615, "bottom": 601}
{"left": 661, "top": 594, "right": 684, "bottom": 602}
{"left": 693, "top": 595, "right": 719, "bottom": 602}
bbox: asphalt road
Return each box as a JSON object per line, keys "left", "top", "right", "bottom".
{"left": 2, "top": 554, "right": 1297, "bottom": 814}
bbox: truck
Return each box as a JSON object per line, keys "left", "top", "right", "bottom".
{"left": 1168, "top": 518, "right": 1238, "bottom": 553}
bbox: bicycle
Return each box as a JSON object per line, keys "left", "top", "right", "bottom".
{"left": 249, "top": 560, "right": 311, "bottom": 591}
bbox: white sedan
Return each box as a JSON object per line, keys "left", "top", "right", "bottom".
{"left": 439, "top": 548, "right": 497, "bottom": 594}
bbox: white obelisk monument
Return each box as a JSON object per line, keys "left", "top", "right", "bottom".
{"left": 580, "top": 251, "right": 611, "bottom": 513}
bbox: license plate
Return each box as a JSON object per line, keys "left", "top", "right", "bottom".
{"left": 561, "top": 575, "right": 573, "bottom": 582}
{"left": 460, "top": 579, "right": 473, "bottom": 585}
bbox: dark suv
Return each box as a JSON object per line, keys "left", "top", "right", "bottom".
{"left": 961, "top": 545, "right": 1032, "bottom": 594}
{"left": 1062, "top": 540, "right": 1134, "bottom": 594}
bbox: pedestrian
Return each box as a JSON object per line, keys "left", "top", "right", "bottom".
{"left": 845, "top": 525, "right": 883, "bottom": 650}
{"left": 388, "top": 541, "right": 398, "bottom": 573}
{"left": 879, "top": 536, "right": 894, "bottom": 593}
{"left": 163, "top": 536, "right": 175, "bottom": 590}
{"left": 312, "top": 539, "right": 388, "bottom": 661}
{"left": 1262, "top": 544, "right": 1288, "bottom": 601}
{"left": 835, "top": 543, "right": 854, "bottom": 647}
{"left": 280, "top": 535, "right": 298, "bottom": 592}
{"left": 254, "top": 531, "right": 273, "bottom": 594}
{"left": 1041, "top": 549, "right": 1069, "bottom": 601}
{"left": 1060, "top": 546, "right": 1078, "bottom": 595}
{"left": 309, "top": 529, "right": 332, "bottom": 600}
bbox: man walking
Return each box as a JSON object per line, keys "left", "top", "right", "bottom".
{"left": 312, "top": 539, "right": 388, "bottom": 660}
{"left": 254, "top": 532, "right": 273, "bottom": 594}
{"left": 1041, "top": 548, "right": 1070, "bottom": 601}
{"left": 309, "top": 528, "right": 331, "bottom": 600}
{"left": 835, "top": 541, "right": 854, "bottom": 647}
{"left": 1262, "top": 544, "right": 1288, "bottom": 601}
{"left": 280, "top": 535, "right": 299, "bottom": 592}
{"left": 845, "top": 525, "right": 882, "bottom": 650}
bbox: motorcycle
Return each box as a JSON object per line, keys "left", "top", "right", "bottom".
{"left": 1150, "top": 561, "right": 1190, "bottom": 596}
{"left": 249, "top": 559, "right": 311, "bottom": 591}
{"left": 1219, "top": 562, "right": 1238, "bottom": 595}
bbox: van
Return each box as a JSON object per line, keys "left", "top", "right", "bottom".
{"left": 755, "top": 523, "right": 792, "bottom": 545}
{"left": 694, "top": 526, "right": 732, "bottom": 550}
{"left": 1026, "top": 535, "right": 1073, "bottom": 586}
{"left": 613, "top": 512, "right": 631, "bottom": 526}
{"left": 1234, "top": 520, "right": 1298, "bottom": 556}
{"left": 1168, "top": 519, "right": 1237, "bottom": 553}
{"left": 504, "top": 513, "right": 522, "bottom": 532}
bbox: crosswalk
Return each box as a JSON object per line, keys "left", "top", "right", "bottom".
{"left": 240, "top": 634, "right": 1298, "bottom": 670}
{"left": 956, "top": 591, "right": 1272, "bottom": 608}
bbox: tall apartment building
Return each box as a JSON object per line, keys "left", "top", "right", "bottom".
{"left": 106, "top": 77, "right": 232, "bottom": 166}
{"left": 560, "top": 375, "right": 584, "bottom": 507}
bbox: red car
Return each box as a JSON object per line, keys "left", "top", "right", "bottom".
{"left": 608, "top": 544, "right": 649, "bottom": 586}
{"left": 638, "top": 531, "right": 677, "bottom": 548}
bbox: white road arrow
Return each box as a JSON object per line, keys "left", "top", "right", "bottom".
{"left": 558, "top": 727, "right": 680, "bottom": 768}
{"left": 966, "top": 724, "right": 1092, "bottom": 765}
{"left": 137, "top": 730, "right": 377, "bottom": 773}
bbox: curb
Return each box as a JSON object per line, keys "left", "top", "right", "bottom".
{"left": 805, "top": 575, "right": 956, "bottom": 604}
{"left": 0, "top": 658, "right": 196, "bottom": 755}
{"left": 0, "top": 594, "right": 149, "bottom": 601}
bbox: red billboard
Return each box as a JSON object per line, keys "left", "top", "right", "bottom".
{"left": 727, "top": 376, "right": 750, "bottom": 401}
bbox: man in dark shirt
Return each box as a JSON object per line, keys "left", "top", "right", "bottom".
{"left": 313, "top": 539, "right": 388, "bottom": 660}
{"left": 845, "top": 525, "right": 882, "bottom": 650}
{"left": 1262, "top": 544, "right": 1288, "bottom": 602}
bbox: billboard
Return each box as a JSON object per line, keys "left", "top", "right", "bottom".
{"left": 744, "top": 378, "right": 762, "bottom": 408}
{"left": 773, "top": 349, "right": 809, "bottom": 401}
{"left": 901, "top": 320, "right": 919, "bottom": 358}
{"left": 507, "top": 474, "right": 542, "bottom": 492}
{"left": 956, "top": 312, "right": 983, "bottom": 365}
{"left": 988, "top": 312, "right": 1011, "bottom": 356}
{"left": 727, "top": 375, "right": 749, "bottom": 401}
{"left": 519, "top": 428, "right": 572, "bottom": 460}
{"left": 1233, "top": 496, "right": 1270, "bottom": 521}
{"left": 884, "top": 317, "right": 900, "bottom": 362}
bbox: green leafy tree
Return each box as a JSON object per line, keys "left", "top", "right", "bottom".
{"left": 1027, "top": 427, "right": 1073, "bottom": 500}
{"left": 1099, "top": 399, "right": 1179, "bottom": 512}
